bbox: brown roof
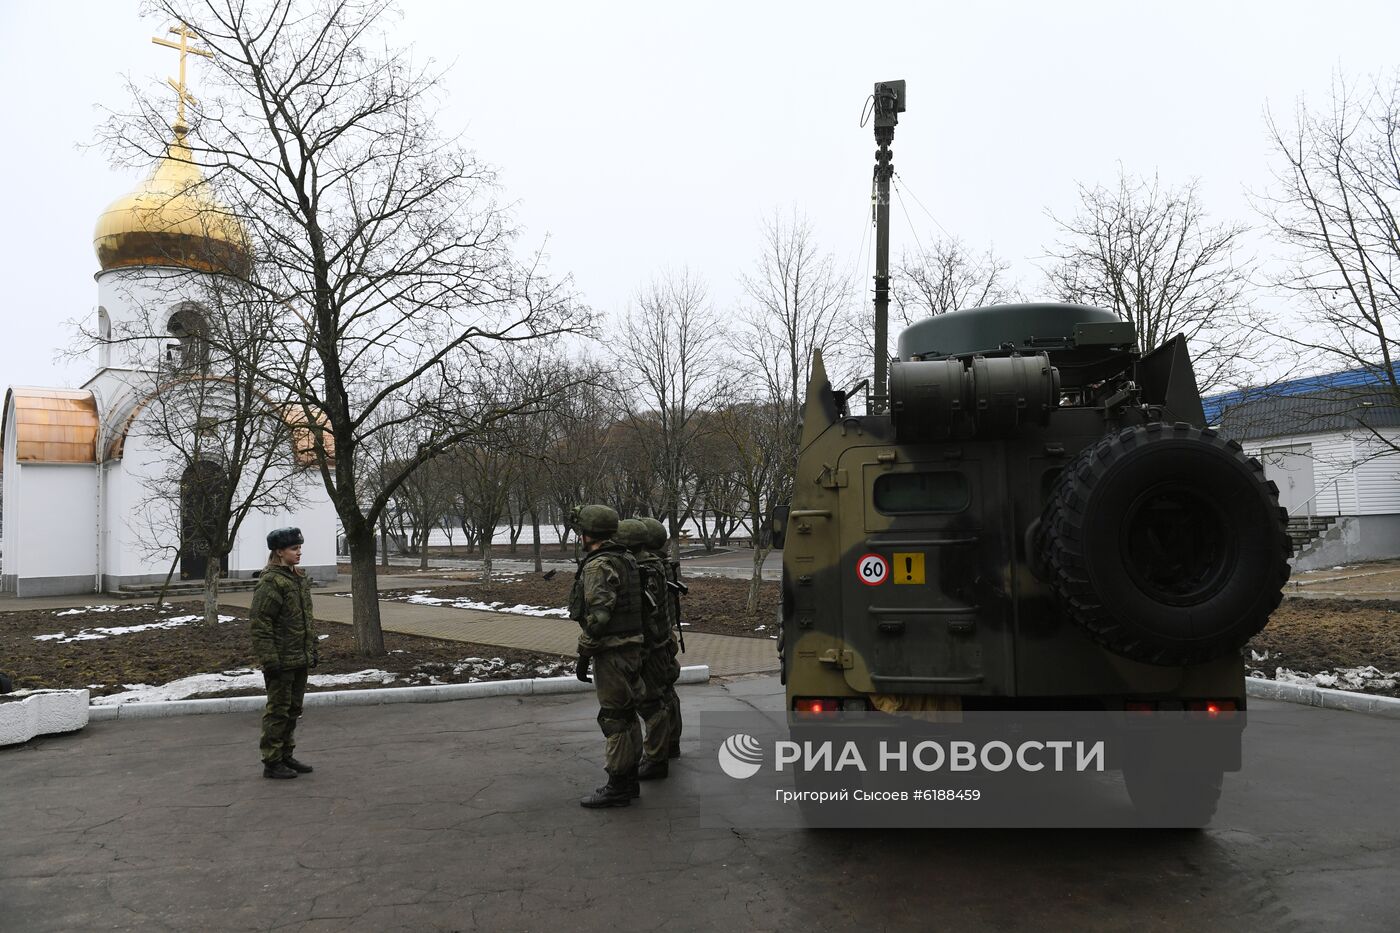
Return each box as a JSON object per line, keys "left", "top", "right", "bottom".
{"left": 3, "top": 388, "right": 99, "bottom": 464}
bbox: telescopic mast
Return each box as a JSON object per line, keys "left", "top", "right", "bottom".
{"left": 870, "top": 79, "right": 905, "bottom": 415}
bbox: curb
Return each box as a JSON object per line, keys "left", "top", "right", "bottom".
{"left": 1246, "top": 675, "right": 1400, "bottom": 717}
{"left": 1, "top": 690, "right": 90, "bottom": 744}
{"left": 87, "top": 664, "right": 711, "bottom": 722}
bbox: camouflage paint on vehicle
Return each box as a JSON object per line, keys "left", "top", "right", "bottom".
{"left": 778, "top": 303, "right": 1292, "bottom": 714}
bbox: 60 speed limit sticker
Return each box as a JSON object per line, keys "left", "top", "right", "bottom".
{"left": 856, "top": 553, "right": 889, "bottom": 586}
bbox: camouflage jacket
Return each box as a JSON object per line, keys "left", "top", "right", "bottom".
{"left": 636, "top": 549, "right": 676, "bottom": 651}
{"left": 569, "top": 542, "right": 645, "bottom": 655}
{"left": 249, "top": 562, "right": 318, "bottom": 671}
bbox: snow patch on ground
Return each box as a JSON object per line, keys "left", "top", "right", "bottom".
{"left": 90, "top": 657, "right": 576, "bottom": 704}
{"left": 54, "top": 605, "right": 153, "bottom": 617}
{"left": 91, "top": 668, "right": 400, "bottom": 705}
{"left": 395, "top": 593, "right": 569, "bottom": 618}
{"left": 1260, "top": 665, "right": 1400, "bottom": 692}
{"left": 415, "top": 656, "right": 572, "bottom": 684}
{"left": 35, "top": 615, "right": 238, "bottom": 643}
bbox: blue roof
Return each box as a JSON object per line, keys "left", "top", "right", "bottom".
{"left": 1202, "top": 366, "right": 1399, "bottom": 425}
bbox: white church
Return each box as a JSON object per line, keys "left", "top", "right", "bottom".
{"left": 1, "top": 95, "right": 336, "bottom": 596}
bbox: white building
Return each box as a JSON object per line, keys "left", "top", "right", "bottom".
{"left": 1, "top": 123, "right": 336, "bottom": 596}
{"left": 1210, "top": 377, "right": 1400, "bottom": 571}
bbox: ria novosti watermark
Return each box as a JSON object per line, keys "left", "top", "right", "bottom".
{"left": 757, "top": 736, "right": 1107, "bottom": 774}
{"left": 693, "top": 709, "right": 1270, "bottom": 828}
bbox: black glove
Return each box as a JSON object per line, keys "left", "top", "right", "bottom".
{"left": 262, "top": 660, "right": 281, "bottom": 675}
{"left": 575, "top": 655, "right": 592, "bottom": 683}
{"left": 310, "top": 647, "right": 320, "bottom": 670}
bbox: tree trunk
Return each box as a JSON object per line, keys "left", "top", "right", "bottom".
{"left": 479, "top": 530, "right": 493, "bottom": 582}
{"left": 347, "top": 526, "right": 387, "bottom": 657}
{"left": 530, "top": 508, "right": 543, "bottom": 573}
{"left": 747, "top": 545, "right": 770, "bottom": 614}
{"left": 668, "top": 505, "right": 681, "bottom": 560}
{"left": 153, "top": 550, "right": 181, "bottom": 611}
{"left": 203, "top": 552, "right": 222, "bottom": 625}
{"left": 508, "top": 506, "right": 523, "bottom": 553}
{"left": 419, "top": 526, "right": 429, "bottom": 571}
{"left": 380, "top": 520, "right": 390, "bottom": 570}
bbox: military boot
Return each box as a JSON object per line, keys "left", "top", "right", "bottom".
{"left": 580, "top": 774, "right": 633, "bottom": 808}
{"left": 587, "top": 779, "right": 640, "bottom": 799}
{"left": 263, "top": 760, "right": 298, "bottom": 780}
{"left": 668, "top": 740, "right": 681, "bottom": 759}
{"left": 638, "top": 758, "right": 669, "bottom": 781}
{"left": 282, "top": 756, "right": 314, "bottom": 773}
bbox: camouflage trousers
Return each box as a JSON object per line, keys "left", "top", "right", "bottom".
{"left": 260, "top": 667, "right": 308, "bottom": 764}
{"left": 638, "top": 644, "right": 681, "bottom": 763}
{"left": 592, "top": 646, "right": 644, "bottom": 777}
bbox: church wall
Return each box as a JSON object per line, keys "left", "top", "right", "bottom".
{"left": 101, "top": 455, "right": 176, "bottom": 587}
{"left": 95, "top": 267, "right": 213, "bottom": 371}
{"left": 227, "top": 469, "right": 339, "bottom": 583}
{"left": 109, "top": 405, "right": 340, "bottom": 587}
{"left": 8, "top": 464, "right": 98, "bottom": 597}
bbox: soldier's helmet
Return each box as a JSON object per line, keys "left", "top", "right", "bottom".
{"left": 640, "top": 517, "right": 668, "bottom": 551}
{"left": 614, "top": 518, "right": 648, "bottom": 551}
{"left": 569, "top": 503, "right": 619, "bottom": 540}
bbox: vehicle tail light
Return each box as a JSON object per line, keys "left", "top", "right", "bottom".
{"left": 794, "top": 698, "right": 838, "bottom": 713}
{"left": 1187, "top": 699, "right": 1238, "bottom": 719}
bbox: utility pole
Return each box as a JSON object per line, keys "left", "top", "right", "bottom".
{"left": 870, "top": 80, "right": 905, "bottom": 415}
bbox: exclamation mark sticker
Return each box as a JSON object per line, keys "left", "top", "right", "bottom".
{"left": 892, "top": 552, "right": 923, "bottom": 585}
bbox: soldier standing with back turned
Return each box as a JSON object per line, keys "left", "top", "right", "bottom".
{"left": 620, "top": 518, "right": 683, "bottom": 777}
{"left": 568, "top": 505, "right": 647, "bottom": 808}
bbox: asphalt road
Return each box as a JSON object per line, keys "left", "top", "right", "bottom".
{"left": 3, "top": 676, "right": 1396, "bottom": 932}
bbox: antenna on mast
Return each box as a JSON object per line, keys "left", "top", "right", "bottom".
{"left": 869, "top": 79, "right": 905, "bottom": 415}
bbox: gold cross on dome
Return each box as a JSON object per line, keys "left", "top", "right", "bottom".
{"left": 152, "top": 24, "right": 213, "bottom": 132}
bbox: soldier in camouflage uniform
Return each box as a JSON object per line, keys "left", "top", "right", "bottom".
{"left": 250, "top": 527, "right": 319, "bottom": 780}
{"left": 643, "top": 518, "right": 684, "bottom": 757}
{"left": 616, "top": 519, "right": 682, "bottom": 779}
{"left": 568, "top": 505, "right": 647, "bottom": 808}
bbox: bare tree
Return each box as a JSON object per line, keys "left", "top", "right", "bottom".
{"left": 712, "top": 399, "right": 785, "bottom": 613}
{"left": 389, "top": 454, "right": 454, "bottom": 571}
{"left": 539, "top": 366, "right": 625, "bottom": 553}
{"left": 733, "top": 211, "right": 852, "bottom": 597}
{"left": 739, "top": 210, "right": 854, "bottom": 417}
{"left": 618, "top": 268, "right": 723, "bottom": 557}
{"left": 1044, "top": 171, "right": 1257, "bottom": 392}
{"left": 894, "top": 236, "right": 1017, "bottom": 323}
{"left": 1258, "top": 75, "right": 1400, "bottom": 417}
{"left": 99, "top": 1, "right": 592, "bottom": 655}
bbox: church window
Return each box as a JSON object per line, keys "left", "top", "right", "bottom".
{"left": 166, "top": 305, "right": 211, "bottom": 373}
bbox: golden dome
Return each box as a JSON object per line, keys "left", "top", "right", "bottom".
{"left": 93, "top": 132, "right": 249, "bottom": 274}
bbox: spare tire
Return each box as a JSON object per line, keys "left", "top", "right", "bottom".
{"left": 1039, "top": 422, "right": 1291, "bottom": 666}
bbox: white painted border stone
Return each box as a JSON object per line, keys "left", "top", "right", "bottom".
{"left": 0, "top": 690, "right": 91, "bottom": 744}
{"left": 1246, "top": 675, "right": 1400, "bottom": 717}
{"left": 88, "top": 665, "right": 711, "bottom": 721}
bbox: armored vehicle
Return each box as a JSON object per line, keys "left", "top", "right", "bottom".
{"left": 772, "top": 83, "right": 1291, "bottom": 821}
{"left": 773, "top": 304, "right": 1293, "bottom": 819}
{"left": 777, "top": 299, "right": 1291, "bottom": 694}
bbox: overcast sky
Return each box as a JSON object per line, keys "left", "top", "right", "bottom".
{"left": 2, "top": 0, "right": 1398, "bottom": 389}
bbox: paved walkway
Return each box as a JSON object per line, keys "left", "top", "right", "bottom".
{"left": 214, "top": 588, "right": 781, "bottom": 677}
{"left": 0, "top": 573, "right": 781, "bottom": 678}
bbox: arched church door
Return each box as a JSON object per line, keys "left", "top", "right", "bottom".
{"left": 180, "top": 460, "right": 229, "bottom": 580}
